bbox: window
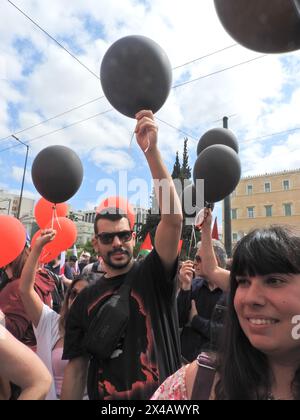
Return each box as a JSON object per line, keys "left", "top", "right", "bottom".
{"left": 283, "top": 180, "right": 290, "bottom": 191}
{"left": 283, "top": 203, "right": 292, "bottom": 217}
{"left": 232, "top": 233, "right": 238, "bottom": 242}
{"left": 231, "top": 209, "right": 237, "bottom": 220}
{"left": 247, "top": 207, "right": 255, "bottom": 219}
{"left": 265, "top": 205, "right": 272, "bottom": 217}
{"left": 264, "top": 182, "right": 271, "bottom": 193}
{"left": 247, "top": 185, "right": 253, "bottom": 195}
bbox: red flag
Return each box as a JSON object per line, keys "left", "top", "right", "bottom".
{"left": 212, "top": 217, "right": 219, "bottom": 240}
{"left": 140, "top": 233, "right": 153, "bottom": 251}
{"left": 178, "top": 240, "right": 183, "bottom": 254}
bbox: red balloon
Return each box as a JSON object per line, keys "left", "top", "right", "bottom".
{"left": 96, "top": 196, "right": 135, "bottom": 229}
{"left": 31, "top": 230, "right": 61, "bottom": 264}
{"left": 31, "top": 218, "right": 77, "bottom": 263}
{"left": 34, "top": 198, "right": 68, "bottom": 228}
{"left": 0, "top": 215, "right": 26, "bottom": 268}
{"left": 45, "top": 217, "right": 77, "bottom": 253}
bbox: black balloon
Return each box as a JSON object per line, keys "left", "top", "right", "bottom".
{"left": 193, "top": 144, "right": 241, "bottom": 203}
{"left": 214, "top": 0, "right": 300, "bottom": 53}
{"left": 31, "top": 145, "right": 83, "bottom": 203}
{"left": 100, "top": 35, "right": 172, "bottom": 118}
{"left": 197, "top": 127, "right": 239, "bottom": 156}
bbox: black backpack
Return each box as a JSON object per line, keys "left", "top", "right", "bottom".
{"left": 84, "top": 263, "right": 138, "bottom": 360}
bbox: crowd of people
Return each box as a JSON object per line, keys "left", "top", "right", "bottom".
{"left": 1, "top": 110, "right": 300, "bottom": 400}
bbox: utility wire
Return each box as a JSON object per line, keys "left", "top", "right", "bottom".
{"left": 7, "top": 0, "right": 100, "bottom": 80}
{"left": 0, "top": 109, "right": 113, "bottom": 153}
{"left": 241, "top": 126, "right": 300, "bottom": 146}
{"left": 156, "top": 117, "right": 198, "bottom": 142}
{"left": 2, "top": 2, "right": 241, "bottom": 145}
{"left": 173, "top": 44, "right": 237, "bottom": 70}
{"left": 173, "top": 55, "right": 267, "bottom": 89}
{"left": 0, "top": 96, "right": 105, "bottom": 143}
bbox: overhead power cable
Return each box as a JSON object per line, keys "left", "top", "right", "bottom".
{"left": 173, "top": 55, "right": 267, "bottom": 89}
{"left": 7, "top": 0, "right": 100, "bottom": 79}
{"left": 0, "top": 96, "right": 105, "bottom": 143}
{"left": 0, "top": 109, "right": 113, "bottom": 153}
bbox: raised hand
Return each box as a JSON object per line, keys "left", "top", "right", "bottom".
{"left": 34, "top": 229, "right": 56, "bottom": 251}
{"left": 135, "top": 110, "right": 158, "bottom": 153}
{"left": 178, "top": 260, "right": 194, "bottom": 291}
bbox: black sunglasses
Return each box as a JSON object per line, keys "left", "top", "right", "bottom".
{"left": 96, "top": 230, "right": 134, "bottom": 245}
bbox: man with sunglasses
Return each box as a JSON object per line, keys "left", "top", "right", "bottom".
{"left": 62, "top": 110, "right": 183, "bottom": 401}
{"left": 177, "top": 238, "right": 227, "bottom": 363}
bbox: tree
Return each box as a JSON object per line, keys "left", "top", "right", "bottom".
{"left": 171, "top": 151, "right": 181, "bottom": 180}
{"left": 138, "top": 187, "right": 160, "bottom": 243}
{"left": 83, "top": 240, "right": 97, "bottom": 257}
{"left": 180, "top": 138, "right": 191, "bottom": 181}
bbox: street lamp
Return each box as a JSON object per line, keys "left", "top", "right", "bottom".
{"left": 11, "top": 135, "right": 29, "bottom": 219}
{"left": 223, "top": 116, "right": 232, "bottom": 257}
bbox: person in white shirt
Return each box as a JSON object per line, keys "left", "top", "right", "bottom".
{"left": 19, "top": 229, "right": 89, "bottom": 400}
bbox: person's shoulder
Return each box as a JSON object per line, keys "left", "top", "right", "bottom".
{"left": 151, "top": 364, "right": 189, "bottom": 400}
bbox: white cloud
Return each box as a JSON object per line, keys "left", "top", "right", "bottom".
{"left": 12, "top": 166, "right": 32, "bottom": 184}
{"left": 1, "top": 0, "right": 300, "bottom": 211}
{"left": 92, "top": 149, "right": 135, "bottom": 174}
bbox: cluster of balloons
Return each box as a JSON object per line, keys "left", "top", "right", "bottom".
{"left": 214, "top": 0, "right": 300, "bottom": 53}
{"left": 31, "top": 198, "right": 77, "bottom": 264}
{"left": 0, "top": 215, "right": 26, "bottom": 268}
{"left": 193, "top": 128, "right": 241, "bottom": 204}
{"left": 181, "top": 128, "right": 241, "bottom": 220}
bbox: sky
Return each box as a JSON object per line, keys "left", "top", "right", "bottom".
{"left": 1, "top": 0, "right": 300, "bottom": 227}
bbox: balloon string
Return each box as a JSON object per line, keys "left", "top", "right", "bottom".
{"left": 129, "top": 130, "right": 135, "bottom": 149}
{"left": 53, "top": 206, "right": 62, "bottom": 230}
{"left": 51, "top": 205, "right": 61, "bottom": 230}
{"left": 51, "top": 206, "right": 55, "bottom": 229}
{"left": 143, "top": 131, "right": 150, "bottom": 154}
{"left": 187, "top": 225, "right": 195, "bottom": 259}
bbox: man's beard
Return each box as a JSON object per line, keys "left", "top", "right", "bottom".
{"left": 103, "top": 248, "right": 132, "bottom": 270}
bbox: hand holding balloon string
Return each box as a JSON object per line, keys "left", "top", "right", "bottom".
{"left": 135, "top": 110, "right": 158, "bottom": 154}
{"left": 33, "top": 229, "right": 56, "bottom": 252}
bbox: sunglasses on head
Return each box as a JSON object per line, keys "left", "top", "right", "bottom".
{"left": 194, "top": 255, "right": 202, "bottom": 263}
{"left": 96, "top": 230, "right": 134, "bottom": 245}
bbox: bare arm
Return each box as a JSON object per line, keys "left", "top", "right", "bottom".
{"left": 201, "top": 209, "right": 230, "bottom": 292}
{"left": 60, "top": 357, "right": 89, "bottom": 400}
{"left": 135, "top": 110, "right": 183, "bottom": 271}
{"left": 19, "top": 229, "right": 56, "bottom": 328}
{"left": 0, "top": 325, "right": 52, "bottom": 400}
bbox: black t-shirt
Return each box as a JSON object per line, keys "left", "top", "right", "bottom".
{"left": 63, "top": 249, "right": 181, "bottom": 400}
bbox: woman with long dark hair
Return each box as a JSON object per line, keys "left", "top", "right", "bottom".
{"left": 152, "top": 225, "right": 300, "bottom": 400}
{"left": 19, "top": 229, "right": 89, "bottom": 400}
{"left": 0, "top": 245, "right": 54, "bottom": 349}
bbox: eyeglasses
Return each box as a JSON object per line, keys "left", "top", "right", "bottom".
{"left": 96, "top": 230, "right": 134, "bottom": 245}
{"left": 194, "top": 255, "right": 202, "bottom": 263}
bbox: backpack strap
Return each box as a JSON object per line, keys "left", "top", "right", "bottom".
{"left": 116, "top": 262, "right": 139, "bottom": 296}
{"left": 190, "top": 353, "right": 216, "bottom": 400}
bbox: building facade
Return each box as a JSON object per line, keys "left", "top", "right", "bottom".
{"left": 0, "top": 190, "right": 35, "bottom": 219}
{"left": 229, "top": 169, "right": 300, "bottom": 243}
